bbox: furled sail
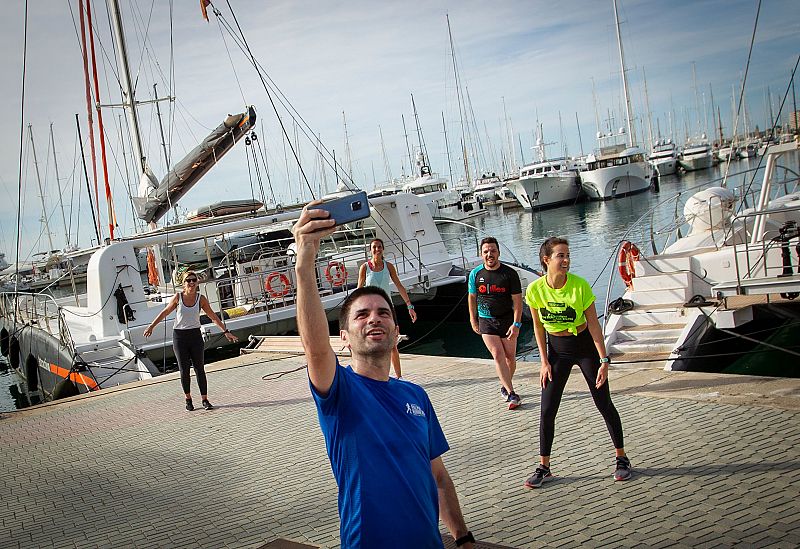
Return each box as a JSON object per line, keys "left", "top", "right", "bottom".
{"left": 133, "top": 106, "right": 256, "bottom": 224}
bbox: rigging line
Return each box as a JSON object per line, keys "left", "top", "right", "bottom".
{"left": 720, "top": 0, "right": 761, "bottom": 190}
{"left": 210, "top": 9, "right": 425, "bottom": 265}
{"left": 696, "top": 305, "right": 800, "bottom": 359}
{"left": 209, "top": 8, "right": 426, "bottom": 266}
{"left": 211, "top": 10, "right": 358, "bottom": 191}
{"left": 257, "top": 119, "right": 278, "bottom": 204}
{"left": 218, "top": 1, "right": 315, "bottom": 199}
{"left": 127, "top": 0, "right": 158, "bottom": 92}
{"left": 214, "top": 9, "right": 247, "bottom": 106}
{"left": 14, "top": 0, "right": 29, "bottom": 308}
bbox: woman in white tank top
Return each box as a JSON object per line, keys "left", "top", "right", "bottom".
{"left": 357, "top": 238, "right": 417, "bottom": 378}
{"left": 144, "top": 270, "right": 238, "bottom": 411}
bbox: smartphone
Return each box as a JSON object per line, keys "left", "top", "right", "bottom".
{"left": 316, "top": 191, "right": 371, "bottom": 226}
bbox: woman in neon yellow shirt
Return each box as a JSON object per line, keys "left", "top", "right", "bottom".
{"left": 523, "top": 237, "right": 631, "bottom": 488}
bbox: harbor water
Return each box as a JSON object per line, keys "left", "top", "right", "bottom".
{"left": 2, "top": 154, "right": 797, "bottom": 411}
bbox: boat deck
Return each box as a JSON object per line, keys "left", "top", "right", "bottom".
{"left": 1, "top": 352, "right": 799, "bottom": 548}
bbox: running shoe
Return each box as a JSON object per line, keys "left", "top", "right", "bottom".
{"left": 614, "top": 456, "right": 632, "bottom": 481}
{"left": 185, "top": 399, "right": 194, "bottom": 411}
{"left": 202, "top": 399, "right": 214, "bottom": 411}
{"left": 507, "top": 392, "right": 521, "bottom": 410}
{"left": 500, "top": 386, "right": 509, "bottom": 400}
{"left": 524, "top": 465, "right": 553, "bottom": 489}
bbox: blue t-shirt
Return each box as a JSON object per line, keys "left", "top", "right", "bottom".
{"left": 310, "top": 362, "right": 449, "bottom": 548}
{"left": 468, "top": 263, "right": 522, "bottom": 319}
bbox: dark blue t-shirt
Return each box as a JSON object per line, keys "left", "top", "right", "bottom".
{"left": 310, "top": 362, "right": 449, "bottom": 548}
{"left": 468, "top": 263, "right": 522, "bottom": 319}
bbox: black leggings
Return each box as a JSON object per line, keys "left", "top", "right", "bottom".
{"left": 539, "top": 329, "right": 624, "bottom": 456}
{"left": 173, "top": 328, "right": 208, "bottom": 396}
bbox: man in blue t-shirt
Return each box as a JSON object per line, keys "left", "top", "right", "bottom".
{"left": 468, "top": 237, "right": 523, "bottom": 410}
{"left": 294, "top": 202, "right": 474, "bottom": 549}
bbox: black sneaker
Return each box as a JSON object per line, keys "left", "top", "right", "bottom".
{"left": 202, "top": 399, "right": 214, "bottom": 411}
{"left": 185, "top": 399, "right": 194, "bottom": 411}
{"left": 507, "top": 392, "right": 521, "bottom": 410}
{"left": 500, "top": 386, "right": 509, "bottom": 400}
{"left": 524, "top": 465, "right": 553, "bottom": 489}
{"left": 614, "top": 456, "right": 632, "bottom": 481}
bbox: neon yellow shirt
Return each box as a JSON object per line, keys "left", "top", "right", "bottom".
{"left": 524, "top": 273, "right": 595, "bottom": 335}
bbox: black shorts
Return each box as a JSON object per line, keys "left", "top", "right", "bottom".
{"left": 479, "top": 315, "right": 513, "bottom": 336}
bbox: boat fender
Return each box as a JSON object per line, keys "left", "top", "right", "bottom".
{"left": 265, "top": 272, "right": 292, "bottom": 298}
{"left": 25, "top": 354, "right": 39, "bottom": 392}
{"left": 617, "top": 241, "right": 640, "bottom": 288}
{"left": 53, "top": 377, "right": 79, "bottom": 400}
{"left": 325, "top": 262, "right": 348, "bottom": 287}
{"left": 0, "top": 328, "right": 8, "bottom": 357}
{"left": 9, "top": 337, "right": 20, "bottom": 370}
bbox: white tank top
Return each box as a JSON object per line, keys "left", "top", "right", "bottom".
{"left": 174, "top": 292, "right": 201, "bottom": 330}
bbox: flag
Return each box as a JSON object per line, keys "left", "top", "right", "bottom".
{"left": 200, "top": 0, "right": 211, "bottom": 22}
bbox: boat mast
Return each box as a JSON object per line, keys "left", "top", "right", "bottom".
{"left": 643, "top": 67, "right": 654, "bottom": 151}
{"left": 28, "top": 125, "right": 56, "bottom": 253}
{"left": 107, "top": 0, "right": 146, "bottom": 178}
{"left": 612, "top": 0, "right": 635, "bottom": 147}
{"left": 49, "top": 124, "right": 71, "bottom": 250}
{"left": 447, "top": 14, "right": 471, "bottom": 186}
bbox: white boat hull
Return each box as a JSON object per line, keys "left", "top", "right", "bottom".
{"left": 508, "top": 174, "right": 581, "bottom": 211}
{"left": 650, "top": 157, "right": 677, "bottom": 176}
{"left": 579, "top": 161, "right": 650, "bottom": 201}
{"left": 679, "top": 152, "right": 713, "bottom": 171}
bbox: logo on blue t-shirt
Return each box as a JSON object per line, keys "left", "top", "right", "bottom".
{"left": 405, "top": 402, "right": 426, "bottom": 417}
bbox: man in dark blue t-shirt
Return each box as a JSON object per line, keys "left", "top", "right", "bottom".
{"left": 294, "top": 202, "right": 474, "bottom": 549}
{"left": 468, "top": 237, "right": 523, "bottom": 409}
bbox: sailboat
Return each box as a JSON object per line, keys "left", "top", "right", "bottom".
{"left": 578, "top": 0, "right": 651, "bottom": 201}
{"left": 0, "top": 1, "right": 490, "bottom": 401}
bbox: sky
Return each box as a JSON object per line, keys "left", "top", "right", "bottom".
{"left": 0, "top": 0, "right": 798, "bottom": 260}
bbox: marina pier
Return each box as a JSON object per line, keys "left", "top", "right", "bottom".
{"left": 1, "top": 352, "right": 799, "bottom": 548}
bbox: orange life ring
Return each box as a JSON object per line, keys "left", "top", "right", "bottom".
{"left": 265, "top": 272, "right": 292, "bottom": 297}
{"left": 618, "top": 241, "right": 640, "bottom": 288}
{"left": 325, "top": 261, "right": 348, "bottom": 287}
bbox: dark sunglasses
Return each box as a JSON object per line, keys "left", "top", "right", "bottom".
{"left": 184, "top": 278, "right": 198, "bottom": 283}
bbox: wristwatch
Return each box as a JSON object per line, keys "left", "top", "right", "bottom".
{"left": 599, "top": 356, "right": 611, "bottom": 364}
{"left": 455, "top": 531, "right": 475, "bottom": 546}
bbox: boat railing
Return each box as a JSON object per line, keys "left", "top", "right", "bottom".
{"left": 601, "top": 163, "right": 799, "bottom": 327}
{"left": 0, "top": 291, "right": 77, "bottom": 358}
{"left": 722, "top": 204, "right": 800, "bottom": 295}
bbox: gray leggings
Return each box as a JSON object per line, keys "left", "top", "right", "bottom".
{"left": 173, "top": 328, "right": 207, "bottom": 395}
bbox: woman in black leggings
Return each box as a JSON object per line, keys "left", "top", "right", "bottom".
{"left": 144, "top": 271, "right": 238, "bottom": 410}
{"left": 523, "top": 237, "right": 631, "bottom": 488}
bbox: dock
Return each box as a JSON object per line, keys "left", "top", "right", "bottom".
{"left": 1, "top": 350, "right": 799, "bottom": 548}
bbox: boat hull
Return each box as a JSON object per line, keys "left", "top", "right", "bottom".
{"left": 508, "top": 174, "right": 582, "bottom": 211}
{"left": 679, "top": 153, "right": 713, "bottom": 171}
{"left": 579, "top": 161, "right": 650, "bottom": 200}
{"left": 650, "top": 157, "right": 677, "bottom": 176}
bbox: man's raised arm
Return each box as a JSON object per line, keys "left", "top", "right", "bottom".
{"left": 293, "top": 202, "right": 338, "bottom": 394}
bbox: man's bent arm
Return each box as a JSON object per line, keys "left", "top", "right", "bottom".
{"left": 431, "top": 457, "right": 473, "bottom": 548}
{"left": 294, "top": 204, "right": 338, "bottom": 395}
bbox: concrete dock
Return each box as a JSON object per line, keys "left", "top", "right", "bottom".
{"left": 1, "top": 352, "right": 799, "bottom": 548}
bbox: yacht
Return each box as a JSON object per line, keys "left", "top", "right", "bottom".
{"left": 579, "top": 141, "right": 650, "bottom": 200}
{"left": 402, "top": 150, "right": 487, "bottom": 221}
{"left": 578, "top": 0, "right": 650, "bottom": 201}
{"left": 509, "top": 157, "right": 582, "bottom": 210}
{"left": 679, "top": 138, "right": 713, "bottom": 171}
{"left": 649, "top": 139, "right": 678, "bottom": 176}
{"left": 602, "top": 140, "right": 800, "bottom": 374}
